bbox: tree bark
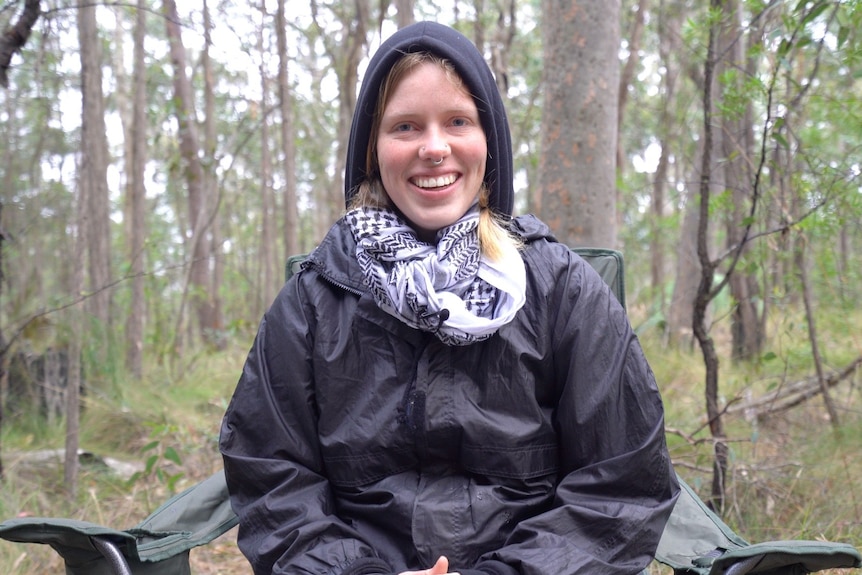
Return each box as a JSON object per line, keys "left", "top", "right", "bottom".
{"left": 650, "top": 3, "right": 682, "bottom": 313}
{"left": 0, "top": 203, "right": 6, "bottom": 478}
{"left": 124, "top": 0, "right": 148, "bottom": 378}
{"left": 276, "top": 0, "right": 299, "bottom": 263}
{"left": 616, "top": 0, "right": 648, "bottom": 176}
{"left": 78, "top": 0, "right": 113, "bottom": 343}
{"left": 490, "top": 0, "right": 517, "bottom": 98}
{"left": 164, "top": 0, "right": 217, "bottom": 347}
{"left": 693, "top": 0, "right": 728, "bottom": 513}
{"left": 259, "top": 3, "right": 276, "bottom": 309}
{"left": 666, "top": 153, "right": 703, "bottom": 349}
{"left": 395, "top": 0, "right": 415, "bottom": 28}
{"left": 720, "top": 0, "right": 762, "bottom": 362}
{"left": 538, "top": 0, "right": 619, "bottom": 248}
{"left": 794, "top": 235, "right": 839, "bottom": 428}
{"left": 0, "top": 0, "right": 41, "bottom": 88}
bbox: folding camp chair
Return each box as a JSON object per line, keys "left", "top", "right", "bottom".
{"left": 1, "top": 249, "right": 858, "bottom": 575}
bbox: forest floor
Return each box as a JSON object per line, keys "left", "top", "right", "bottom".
{"left": 0, "top": 305, "right": 860, "bottom": 574}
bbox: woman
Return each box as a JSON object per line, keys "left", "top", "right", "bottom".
{"left": 220, "top": 21, "right": 679, "bottom": 575}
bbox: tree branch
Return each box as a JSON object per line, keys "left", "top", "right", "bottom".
{"left": 0, "top": 0, "right": 41, "bottom": 88}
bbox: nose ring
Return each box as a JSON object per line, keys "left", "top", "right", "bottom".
{"left": 432, "top": 158, "right": 443, "bottom": 166}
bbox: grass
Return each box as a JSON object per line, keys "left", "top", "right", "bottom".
{"left": 0, "top": 305, "right": 860, "bottom": 574}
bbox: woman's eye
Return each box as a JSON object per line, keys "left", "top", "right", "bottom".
{"left": 451, "top": 118, "right": 469, "bottom": 127}
{"left": 394, "top": 123, "right": 413, "bottom": 132}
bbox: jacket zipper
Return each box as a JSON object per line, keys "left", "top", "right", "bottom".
{"left": 304, "top": 260, "right": 365, "bottom": 297}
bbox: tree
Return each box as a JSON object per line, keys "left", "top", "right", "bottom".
{"left": 164, "top": 0, "right": 218, "bottom": 349}
{"left": 0, "top": 0, "right": 41, "bottom": 88}
{"left": 718, "top": 0, "right": 763, "bottom": 362}
{"left": 395, "top": 0, "right": 416, "bottom": 27}
{"left": 310, "top": 0, "right": 375, "bottom": 237}
{"left": 258, "top": 2, "right": 277, "bottom": 308}
{"left": 124, "top": 0, "right": 148, "bottom": 378}
{"left": 0, "top": 202, "right": 6, "bottom": 479}
{"left": 201, "top": 0, "right": 226, "bottom": 349}
{"left": 276, "top": 0, "right": 299, "bottom": 262}
{"left": 78, "top": 0, "right": 113, "bottom": 344}
{"left": 537, "top": 1, "right": 620, "bottom": 248}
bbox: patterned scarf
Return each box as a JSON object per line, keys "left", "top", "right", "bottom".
{"left": 346, "top": 205, "right": 526, "bottom": 346}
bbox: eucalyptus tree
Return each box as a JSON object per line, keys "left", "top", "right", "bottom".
{"left": 164, "top": 0, "right": 221, "bottom": 350}
{"left": 276, "top": 0, "right": 299, "bottom": 263}
{"left": 537, "top": 0, "right": 620, "bottom": 248}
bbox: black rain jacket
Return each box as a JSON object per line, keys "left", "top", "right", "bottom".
{"left": 221, "top": 20, "right": 678, "bottom": 575}
{"left": 219, "top": 214, "right": 679, "bottom": 575}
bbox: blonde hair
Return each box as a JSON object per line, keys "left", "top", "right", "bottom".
{"left": 349, "top": 51, "right": 521, "bottom": 261}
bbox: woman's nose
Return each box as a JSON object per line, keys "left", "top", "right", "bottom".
{"left": 418, "top": 129, "right": 450, "bottom": 159}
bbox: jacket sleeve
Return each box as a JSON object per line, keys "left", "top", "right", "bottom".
{"left": 481, "top": 247, "right": 680, "bottom": 575}
{"left": 219, "top": 278, "right": 393, "bottom": 575}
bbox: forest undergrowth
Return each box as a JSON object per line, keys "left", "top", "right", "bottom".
{"left": 0, "top": 306, "right": 859, "bottom": 574}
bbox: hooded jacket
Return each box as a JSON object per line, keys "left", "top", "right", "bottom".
{"left": 220, "top": 22, "right": 679, "bottom": 575}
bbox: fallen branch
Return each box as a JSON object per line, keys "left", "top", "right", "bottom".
{"left": 727, "top": 355, "right": 862, "bottom": 420}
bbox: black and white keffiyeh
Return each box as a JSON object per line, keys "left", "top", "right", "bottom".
{"left": 346, "top": 205, "right": 526, "bottom": 346}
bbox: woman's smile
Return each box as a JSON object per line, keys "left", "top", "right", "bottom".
{"left": 411, "top": 173, "right": 459, "bottom": 190}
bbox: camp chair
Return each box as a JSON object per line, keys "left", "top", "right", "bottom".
{"left": 1, "top": 249, "right": 859, "bottom": 575}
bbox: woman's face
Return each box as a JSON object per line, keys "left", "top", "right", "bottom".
{"left": 376, "top": 62, "right": 487, "bottom": 240}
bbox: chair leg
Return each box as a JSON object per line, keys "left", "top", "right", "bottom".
{"left": 90, "top": 536, "right": 134, "bottom": 575}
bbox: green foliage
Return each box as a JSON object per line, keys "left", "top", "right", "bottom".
{"left": 127, "top": 422, "right": 185, "bottom": 494}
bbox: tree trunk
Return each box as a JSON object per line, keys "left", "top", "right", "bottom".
{"left": 259, "top": 4, "right": 276, "bottom": 309}
{"left": 202, "top": 0, "right": 225, "bottom": 349}
{"left": 78, "top": 0, "right": 113, "bottom": 351}
{"left": 617, "top": 0, "right": 648, "bottom": 176}
{"left": 125, "top": 0, "right": 147, "bottom": 378}
{"left": 276, "top": 0, "right": 299, "bottom": 263}
{"left": 650, "top": 3, "right": 682, "bottom": 312}
{"left": 0, "top": 203, "right": 6, "bottom": 479}
{"left": 666, "top": 157, "right": 703, "bottom": 349}
{"left": 395, "top": 0, "right": 415, "bottom": 28}
{"left": 794, "top": 235, "right": 840, "bottom": 428}
{"left": 693, "top": 0, "right": 728, "bottom": 513}
{"left": 164, "top": 0, "right": 216, "bottom": 347}
{"left": 720, "top": 0, "right": 762, "bottom": 362}
{"left": 490, "top": 0, "right": 517, "bottom": 98}
{"left": 538, "top": 0, "right": 620, "bottom": 248}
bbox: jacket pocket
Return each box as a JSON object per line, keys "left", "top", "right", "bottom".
{"left": 461, "top": 441, "right": 558, "bottom": 480}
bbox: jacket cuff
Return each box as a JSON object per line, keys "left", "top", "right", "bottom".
{"left": 462, "top": 560, "right": 520, "bottom": 575}
{"left": 339, "top": 556, "right": 393, "bottom": 575}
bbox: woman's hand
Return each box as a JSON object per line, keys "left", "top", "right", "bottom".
{"left": 399, "top": 555, "right": 459, "bottom": 575}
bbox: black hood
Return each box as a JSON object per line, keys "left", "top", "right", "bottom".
{"left": 344, "top": 21, "right": 514, "bottom": 217}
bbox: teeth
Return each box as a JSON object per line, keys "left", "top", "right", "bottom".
{"left": 414, "top": 174, "right": 456, "bottom": 188}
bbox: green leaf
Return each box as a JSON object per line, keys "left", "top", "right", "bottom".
{"left": 801, "top": 2, "right": 830, "bottom": 26}
{"left": 141, "top": 440, "right": 160, "bottom": 453}
{"left": 145, "top": 454, "right": 159, "bottom": 474}
{"left": 837, "top": 26, "right": 850, "bottom": 50}
{"left": 164, "top": 446, "right": 183, "bottom": 466}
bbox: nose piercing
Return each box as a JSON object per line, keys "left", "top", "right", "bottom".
{"left": 421, "top": 146, "right": 447, "bottom": 166}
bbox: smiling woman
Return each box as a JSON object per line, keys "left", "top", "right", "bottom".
{"left": 219, "top": 21, "right": 678, "bottom": 575}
